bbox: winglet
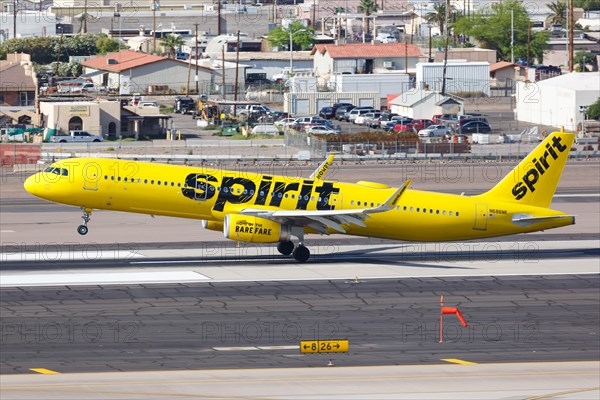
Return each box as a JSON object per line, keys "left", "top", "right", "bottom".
{"left": 309, "top": 154, "right": 335, "bottom": 181}
{"left": 368, "top": 180, "right": 412, "bottom": 213}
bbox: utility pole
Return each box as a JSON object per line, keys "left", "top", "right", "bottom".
{"left": 152, "top": 1, "right": 158, "bottom": 53}
{"left": 233, "top": 30, "right": 240, "bottom": 117}
{"left": 13, "top": 0, "right": 17, "bottom": 38}
{"left": 195, "top": 23, "right": 199, "bottom": 95}
{"left": 510, "top": 8, "right": 514, "bottom": 64}
{"left": 568, "top": 0, "right": 574, "bottom": 72}
{"left": 441, "top": 0, "right": 450, "bottom": 96}
{"left": 428, "top": 25, "right": 433, "bottom": 62}
{"left": 221, "top": 44, "right": 226, "bottom": 100}
{"left": 218, "top": 0, "right": 222, "bottom": 35}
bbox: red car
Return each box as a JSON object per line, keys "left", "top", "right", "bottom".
{"left": 393, "top": 122, "right": 414, "bottom": 132}
{"left": 411, "top": 119, "right": 433, "bottom": 132}
{"left": 432, "top": 114, "right": 443, "bottom": 124}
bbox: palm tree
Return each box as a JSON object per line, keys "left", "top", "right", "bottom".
{"left": 160, "top": 34, "right": 185, "bottom": 58}
{"left": 547, "top": 0, "right": 567, "bottom": 26}
{"left": 425, "top": 3, "right": 447, "bottom": 36}
{"left": 357, "top": 0, "right": 378, "bottom": 37}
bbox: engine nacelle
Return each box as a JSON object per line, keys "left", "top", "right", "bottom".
{"left": 202, "top": 220, "right": 224, "bottom": 232}
{"left": 224, "top": 214, "right": 291, "bottom": 243}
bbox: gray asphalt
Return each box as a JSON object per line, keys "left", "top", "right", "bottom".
{"left": 1, "top": 274, "right": 598, "bottom": 374}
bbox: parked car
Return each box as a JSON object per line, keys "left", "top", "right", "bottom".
{"left": 458, "top": 116, "right": 489, "bottom": 126}
{"left": 332, "top": 102, "right": 354, "bottom": 111}
{"left": 51, "top": 130, "right": 104, "bottom": 143}
{"left": 355, "top": 112, "right": 381, "bottom": 125}
{"left": 305, "top": 125, "right": 341, "bottom": 134}
{"left": 383, "top": 116, "right": 412, "bottom": 131}
{"left": 432, "top": 114, "right": 443, "bottom": 124}
{"left": 457, "top": 121, "right": 492, "bottom": 134}
{"left": 378, "top": 113, "right": 399, "bottom": 129}
{"left": 251, "top": 124, "right": 281, "bottom": 135}
{"left": 393, "top": 122, "right": 414, "bottom": 132}
{"left": 335, "top": 106, "right": 353, "bottom": 120}
{"left": 319, "top": 106, "right": 335, "bottom": 119}
{"left": 418, "top": 124, "right": 451, "bottom": 137}
{"left": 347, "top": 108, "right": 377, "bottom": 123}
{"left": 363, "top": 112, "right": 383, "bottom": 128}
{"left": 411, "top": 118, "right": 433, "bottom": 132}
{"left": 174, "top": 96, "right": 196, "bottom": 114}
{"left": 274, "top": 117, "right": 296, "bottom": 129}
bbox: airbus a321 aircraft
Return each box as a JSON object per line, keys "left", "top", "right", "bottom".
{"left": 25, "top": 130, "right": 575, "bottom": 262}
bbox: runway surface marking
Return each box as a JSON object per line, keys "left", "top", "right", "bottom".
{"left": 0, "top": 270, "right": 209, "bottom": 287}
{"left": 441, "top": 359, "right": 477, "bottom": 365}
{"left": 28, "top": 368, "right": 60, "bottom": 375}
{"left": 525, "top": 387, "right": 600, "bottom": 400}
{"left": 0, "top": 230, "right": 15, "bottom": 233}
{"left": 212, "top": 346, "right": 298, "bottom": 351}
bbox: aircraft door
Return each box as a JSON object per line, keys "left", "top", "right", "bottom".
{"left": 193, "top": 174, "right": 210, "bottom": 201}
{"left": 473, "top": 203, "right": 488, "bottom": 231}
{"left": 83, "top": 162, "right": 100, "bottom": 191}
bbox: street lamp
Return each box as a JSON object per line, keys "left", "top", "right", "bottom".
{"left": 289, "top": 25, "right": 307, "bottom": 74}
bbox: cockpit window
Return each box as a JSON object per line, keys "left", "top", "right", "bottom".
{"left": 43, "top": 166, "right": 68, "bottom": 176}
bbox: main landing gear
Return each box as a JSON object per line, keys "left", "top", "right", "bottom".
{"left": 77, "top": 208, "right": 92, "bottom": 235}
{"left": 276, "top": 230, "right": 311, "bottom": 262}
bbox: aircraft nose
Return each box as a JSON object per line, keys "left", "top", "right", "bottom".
{"left": 24, "top": 174, "right": 41, "bottom": 197}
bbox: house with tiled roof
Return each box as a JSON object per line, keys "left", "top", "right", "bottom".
{"left": 311, "top": 43, "right": 425, "bottom": 78}
{"left": 81, "top": 50, "right": 216, "bottom": 95}
{"left": 0, "top": 53, "right": 38, "bottom": 125}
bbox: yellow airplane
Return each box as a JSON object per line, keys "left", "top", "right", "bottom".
{"left": 24, "top": 130, "right": 575, "bottom": 262}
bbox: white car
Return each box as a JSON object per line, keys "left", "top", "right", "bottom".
{"left": 305, "top": 125, "right": 340, "bottom": 134}
{"left": 274, "top": 118, "right": 296, "bottom": 129}
{"left": 418, "top": 124, "right": 451, "bottom": 137}
{"left": 251, "top": 124, "right": 281, "bottom": 135}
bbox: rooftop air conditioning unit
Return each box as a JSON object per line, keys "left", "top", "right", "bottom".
{"left": 107, "top": 59, "right": 118, "bottom": 65}
{"left": 383, "top": 61, "right": 394, "bottom": 69}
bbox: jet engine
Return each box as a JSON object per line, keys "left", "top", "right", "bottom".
{"left": 224, "top": 214, "right": 291, "bottom": 243}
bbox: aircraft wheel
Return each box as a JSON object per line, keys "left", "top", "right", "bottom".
{"left": 77, "top": 225, "right": 88, "bottom": 235}
{"left": 292, "top": 245, "right": 310, "bottom": 262}
{"left": 277, "top": 241, "right": 294, "bottom": 256}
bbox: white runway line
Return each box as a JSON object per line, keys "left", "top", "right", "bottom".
{"left": 1, "top": 230, "right": 15, "bottom": 233}
{"left": 0, "top": 271, "right": 210, "bottom": 287}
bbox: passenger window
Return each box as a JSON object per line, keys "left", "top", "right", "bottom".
{"left": 177, "top": 183, "right": 181, "bottom": 187}
{"left": 430, "top": 209, "right": 433, "bottom": 213}
{"left": 157, "top": 181, "right": 161, "bottom": 185}
{"left": 403, "top": 206, "right": 407, "bottom": 211}
{"left": 436, "top": 210, "right": 440, "bottom": 214}
{"left": 410, "top": 207, "right": 414, "bottom": 211}
{"left": 285, "top": 193, "right": 289, "bottom": 198}
{"left": 164, "top": 181, "right": 167, "bottom": 186}
{"left": 443, "top": 210, "right": 446, "bottom": 215}
{"left": 117, "top": 177, "right": 121, "bottom": 181}
{"left": 151, "top": 180, "right": 154, "bottom": 184}
{"left": 124, "top": 177, "right": 128, "bottom": 182}
{"left": 449, "top": 211, "right": 453, "bottom": 216}
{"left": 259, "top": 190, "right": 265, "bottom": 196}
{"left": 171, "top": 182, "right": 174, "bottom": 186}
{"left": 104, "top": 175, "right": 108, "bottom": 180}
{"left": 144, "top": 179, "right": 148, "bottom": 184}
{"left": 351, "top": 200, "right": 355, "bottom": 206}
{"left": 416, "top": 208, "right": 420, "bottom": 212}
{"left": 456, "top": 212, "right": 460, "bottom": 217}
{"left": 278, "top": 193, "right": 282, "bottom": 198}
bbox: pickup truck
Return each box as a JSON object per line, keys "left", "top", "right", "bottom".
{"left": 51, "top": 130, "right": 104, "bottom": 143}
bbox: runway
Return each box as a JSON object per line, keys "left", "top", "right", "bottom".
{"left": 1, "top": 162, "right": 599, "bottom": 399}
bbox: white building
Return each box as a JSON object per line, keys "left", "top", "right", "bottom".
{"left": 0, "top": 10, "right": 57, "bottom": 42}
{"left": 515, "top": 73, "right": 600, "bottom": 131}
{"left": 388, "top": 89, "right": 464, "bottom": 119}
{"left": 416, "top": 61, "right": 491, "bottom": 97}
{"left": 329, "top": 73, "right": 411, "bottom": 96}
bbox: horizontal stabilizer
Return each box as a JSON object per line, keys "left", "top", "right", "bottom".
{"left": 512, "top": 214, "right": 575, "bottom": 227}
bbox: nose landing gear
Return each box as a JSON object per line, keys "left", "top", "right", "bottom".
{"left": 77, "top": 208, "right": 92, "bottom": 235}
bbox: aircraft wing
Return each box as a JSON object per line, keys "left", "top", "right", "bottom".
{"left": 240, "top": 180, "right": 411, "bottom": 234}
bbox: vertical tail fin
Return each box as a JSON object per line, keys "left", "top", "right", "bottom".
{"left": 480, "top": 130, "right": 575, "bottom": 208}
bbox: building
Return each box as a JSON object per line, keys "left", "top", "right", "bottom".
{"left": 0, "top": 53, "right": 38, "bottom": 125}
{"left": 81, "top": 50, "right": 215, "bottom": 95}
{"left": 416, "top": 61, "right": 491, "bottom": 97}
{"left": 311, "top": 43, "right": 425, "bottom": 79}
{"left": 433, "top": 48, "right": 497, "bottom": 64}
{"left": 388, "top": 89, "right": 464, "bottom": 119}
{"left": 39, "top": 100, "right": 121, "bottom": 138}
{"left": 515, "top": 72, "right": 600, "bottom": 131}
{"left": 0, "top": 9, "right": 57, "bottom": 42}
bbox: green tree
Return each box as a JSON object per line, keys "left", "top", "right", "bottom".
{"left": 453, "top": 0, "right": 549, "bottom": 62}
{"left": 357, "top": 0, "right": 378, "bottom": 35}
{"left": 587, "top": 97, "right": 600, "bottom": 120}
{"left": 547, "top": 1, "right": 567, "bottom": 26}
{"left": 574, "top": 49, "right": 598, "bottom": 71}
{"left": 160, "top": 34, "right": 185, "bottom": 58}
{"left": 425, "top": 3, "right": 448, "bottom": 36}
{"left": 57, "top": 60, "right": 83, "bottom": 77}
{"left": 96, "top": 35, "right": 121, "bottom": 54}
{"left": 574, "top": 0, "right": 600, "bottom": 12}
{"left": 267, "top": 21, "right": 315, "bottom": 51}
